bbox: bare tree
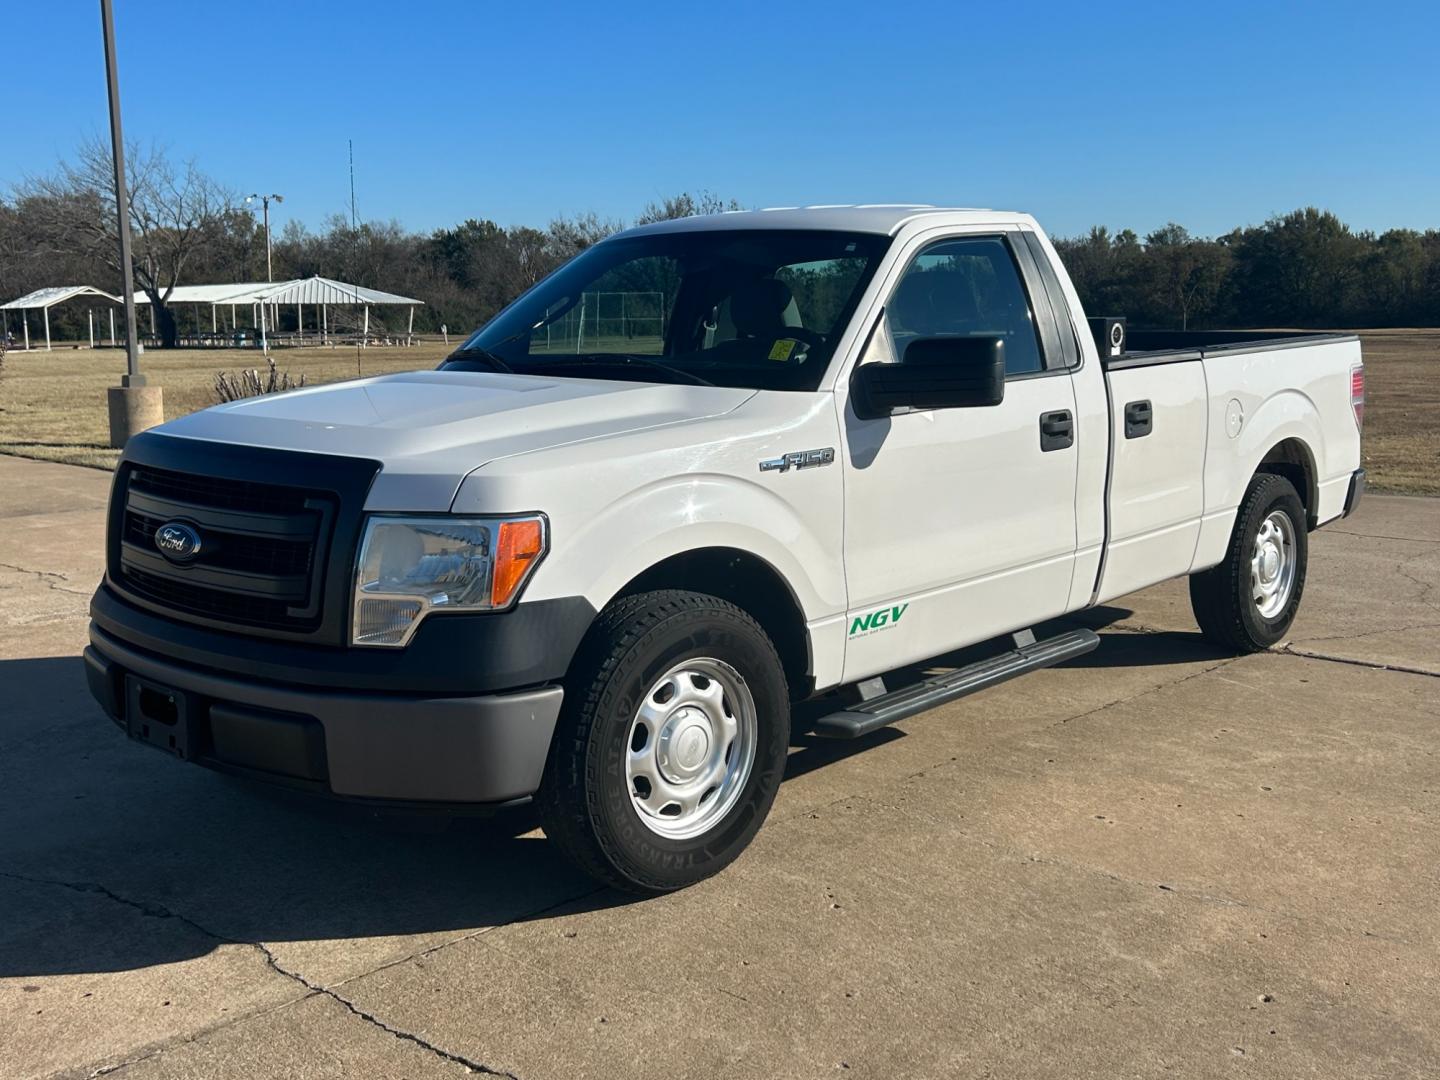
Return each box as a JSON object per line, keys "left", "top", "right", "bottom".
{"left": 545, "top": 211, "right": 622, "bottom": 262}
{"left": 507, "top": 225, "right": 553, "bottom": 290}
{"left": 20, "top": 138, "right": 235, "bottom": 346}
{"left": 634, "top": 190, "right": 743, "bottom": 225}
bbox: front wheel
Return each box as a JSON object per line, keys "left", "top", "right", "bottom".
{"left": 1189, "top": 472, "right": 1308, "bottom": 653}
{"left": 538, "top": 590, "right": 789, "bottom": 893}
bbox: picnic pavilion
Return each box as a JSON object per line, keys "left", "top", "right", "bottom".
{"left": 1, "top": 276, "right": 425, "bottom": 351}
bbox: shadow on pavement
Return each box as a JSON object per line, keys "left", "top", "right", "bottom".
{"left": 0, "top": 656, "right": 629, "bottom": 979}
{"left": 1058, "top": 606, "right": 1235, "bottom": 667}
{"left": 784, "top": 606, "right": 1230, "bottom": 777}
{"left": 0, "top": 614, "right": 1231, "bottom": 978}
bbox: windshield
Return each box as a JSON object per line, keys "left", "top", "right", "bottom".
{"left": 444, "top": 229, "right": 888, "bottom": 391}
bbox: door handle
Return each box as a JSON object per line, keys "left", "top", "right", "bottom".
{"left": 1124, "top": 399, "right": 1153, "bottom": 439}
{"left": 1039, "top": 409, "right": 1073, "bottom": 452}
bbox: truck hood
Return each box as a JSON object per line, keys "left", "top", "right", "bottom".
{"left": 155, "top": 369, "right": 757, "bottom": 510}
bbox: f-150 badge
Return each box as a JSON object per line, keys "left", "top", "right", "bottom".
{"left": 759, "top": 447, "right": 835, "bottom": 473}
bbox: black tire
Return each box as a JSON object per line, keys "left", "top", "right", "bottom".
{"left": 1189, "top": 472, "right": 1308, "bottom": 653}
{"left": 537, "top": 589, "right": 790, "bottom": 893}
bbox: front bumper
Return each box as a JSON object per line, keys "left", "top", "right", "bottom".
{"left": 86, "top": 622, "right": 564, "bottom": 806}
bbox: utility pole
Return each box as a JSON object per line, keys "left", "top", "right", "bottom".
{"left": 245, "top": 193, "right": 284, "bottom": 281}
{"left": 101, "top": 0, "right": 163, "bottom": 448}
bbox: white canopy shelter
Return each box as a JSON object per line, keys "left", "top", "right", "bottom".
{"left": 142, "top": 282, "right": 274, "bottom": 304}
{"left": 1, "top": 285, "right": 124, "bottom": 351}
{"left": 134, "top": 275, "right": 425, "bottom": 350}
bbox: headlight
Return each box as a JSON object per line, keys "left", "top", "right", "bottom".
{"left": 352, "top": 515, "right": 547, "bottom": 647}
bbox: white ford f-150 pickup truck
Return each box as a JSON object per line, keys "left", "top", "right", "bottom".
{"left": 86, "top": 206, "right": 1365, "bottom": 891}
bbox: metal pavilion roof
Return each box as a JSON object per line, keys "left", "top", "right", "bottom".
{"left": 250, "top": 276, "right": 424, "bottom": 306}
{"left": 137, "top": 282, "right": 274, "bottom": 305}
{"left": 1, "top": 285, "right": 123, "bottom": 310}
{"left": 134, "top": 276, "right": 424, "bottom": 307}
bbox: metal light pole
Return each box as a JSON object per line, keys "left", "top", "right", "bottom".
{"left": 245, "top": 193, "right": 284, "bottom": 281}
{"left": 101, "top": 0, "right": 162, "bottom": 448}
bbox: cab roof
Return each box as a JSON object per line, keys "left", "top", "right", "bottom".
{"left": 616, "top": 204, "right": 1036, "bottom": 239}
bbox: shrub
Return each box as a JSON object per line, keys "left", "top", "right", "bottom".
{"left": 213, "top": 358, "right": 306, "bottom": 403}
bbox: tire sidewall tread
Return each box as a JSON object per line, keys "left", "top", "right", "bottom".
{"left": 539, "top": 589, "right": 789, "bottom": 894}
{"left": 1190, "top": 473, "right": 1308, "bottom": 653}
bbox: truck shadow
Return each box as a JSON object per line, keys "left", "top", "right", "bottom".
{"left": 0, "top": 656, "right": 626, "bottom": 979}
{"left": 1, "top": 613, "right": 1231, "bottom": 976}
{"left": 783, "top": 607, "right": 1233, "bottom": 779}
{"left": 1051, "top": 606, "right": 1236, "bottom": 668}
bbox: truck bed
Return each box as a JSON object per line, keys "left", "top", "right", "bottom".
{"left": 1091, "top": 328, "right": 1363, "bottom": 606}
{"left": 1108, "top": 330, "right": 1359, "bottom": 369}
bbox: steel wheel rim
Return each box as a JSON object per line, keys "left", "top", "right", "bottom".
{"left": 1250, "top": 510, "right": 1297, "bottom": 619}
{"left": 624, "top": 657, "right": 758, "bottom": 840}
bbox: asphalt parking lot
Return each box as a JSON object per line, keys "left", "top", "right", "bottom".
{"left": 2, "top": 453, "right": 1436, "bottom": 1080}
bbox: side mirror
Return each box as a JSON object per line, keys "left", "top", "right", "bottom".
{"left": 850, "top": 337, "right": 1006, "bottom": 419}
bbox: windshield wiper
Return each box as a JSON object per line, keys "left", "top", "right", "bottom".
{"left": 559, "top": 353, "right": 715, "bottom": 387}
{"left": 443, "top": 345, "right": 515, "bottom": 374}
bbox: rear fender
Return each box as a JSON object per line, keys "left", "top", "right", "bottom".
{"left": 1193, "top": 389, "right": 1324, "bottom": 571}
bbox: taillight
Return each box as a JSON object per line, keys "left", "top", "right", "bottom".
{"left": 1350, "top": 364, "right": 1365, "bottom": 433}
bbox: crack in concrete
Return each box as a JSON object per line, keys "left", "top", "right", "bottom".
{"left": 1325, "top": 529, "right": 1440, "bottom": 545}
{"left": 1054, "top": 656, "right": 1244, "bottom": 727}
{"left": 1276, "top": 645, "right": 1440, "bottom": 679}
{"left": 253, "top": 954, "right": 520, "bottom": 1080}
{"left": 1098, "top": 618, "right": 1440, "bottom": 678}
{"left": 0, "top": 560, "right": 93, "bottom": 598}
{"left": 1291, "top": 621, "right": 1440, "bottom": 645}
{"left": 1, "top": 869, "right": 528, "bottom": 1079}
{"left": 1395, "top": 550, "right": 1440, "bottom": 612}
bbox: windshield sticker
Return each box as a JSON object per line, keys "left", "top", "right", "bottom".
{"left": 768, "top": 338, "right": 798, "bottom": 362}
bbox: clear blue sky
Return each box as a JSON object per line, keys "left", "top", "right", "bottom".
{"left": 7, "top": 0, "right": 1438, "bottom": 240}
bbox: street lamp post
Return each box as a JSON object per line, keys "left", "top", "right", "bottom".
{"left": 101, "top": 0, "right": 162, "bottom": 449}
{"left": 245, "top": 192, "right": 284, "bottom": 282}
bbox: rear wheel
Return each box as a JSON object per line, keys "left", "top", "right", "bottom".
{"left": 1189, "top": 473, "right": 1308, "bottom": 653}
{"left": 538, "top": 590, "right": 789, "bottom": 893}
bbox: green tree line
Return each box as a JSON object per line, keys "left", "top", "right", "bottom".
{"left": 1054, "top": 210, "right": 1439, "bottom": 330}
{"left": 1, "top": 143, "right": 1435, "bottom": 343}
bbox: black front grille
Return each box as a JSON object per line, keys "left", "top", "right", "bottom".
{"left": 119, "top": 565, "right": 305, "bottom": 630}
{"left": 124, "top": 509, "right": 314, "bottom": 578}
{"left": 116, "top": 464, "right": 335, "bottom": 634}
{"left": 129, "top": 465, "right": 313, "bottom": 515}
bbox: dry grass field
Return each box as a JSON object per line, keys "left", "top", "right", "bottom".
{"left": 0, "top": 340, "right": 452, "bottom": 470}
{"left": 1350, "top": 329, "right": 1440, "bottom": 495}
{"left": 0, "top": 330, "right": 1436, "bottom": 493}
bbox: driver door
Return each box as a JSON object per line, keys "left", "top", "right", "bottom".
{"left": 838, "top": 232, "right": 1080, "bottom": 682}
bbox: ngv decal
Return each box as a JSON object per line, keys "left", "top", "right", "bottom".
{"left": 849, "top": 603, "right": 909, "bottom": 637}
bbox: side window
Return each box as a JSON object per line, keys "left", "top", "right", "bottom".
{"left": 886, "top": 236, "right": 1044, "bottom": 375}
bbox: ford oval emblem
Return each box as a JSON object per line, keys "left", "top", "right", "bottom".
{"left": 154, "top": 521, "right": 202, "bottom": 561}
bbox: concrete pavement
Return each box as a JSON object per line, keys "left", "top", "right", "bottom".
{"left": 0, "top": 453, "right": 1436, "bottom": 1079}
